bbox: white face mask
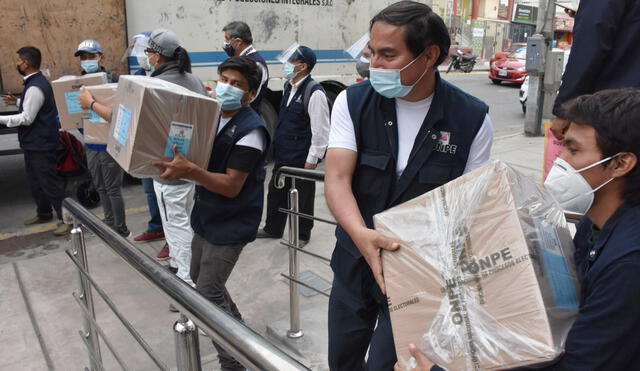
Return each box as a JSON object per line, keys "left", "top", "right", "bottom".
{"left": 544, "top": 154, "right": 620, "bottom": 214}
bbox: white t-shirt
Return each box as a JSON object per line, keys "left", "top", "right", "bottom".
{"left": 217, "top": 116, "right": 267, "bottom": 152}
{"left": 328, "top": 90, "right": 493, "bottom": 176}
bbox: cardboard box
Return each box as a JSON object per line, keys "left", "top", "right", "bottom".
{"left": 83, "top": 83, "right": 117, "bottom": 144}
{"left": 107, "top": 75, "right": 220, "bottom": 177}
{"left": 375, "top": 160, "right": 579, "bottom": 371}
{"left": 52, "top": 72, "right": 108, "bottom": 129}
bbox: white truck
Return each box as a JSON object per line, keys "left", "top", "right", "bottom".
{"left": 124, "top": 0, "right": 398, "bottom": 132}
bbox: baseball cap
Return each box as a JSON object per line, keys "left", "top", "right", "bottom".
{"left": 291, "top": 46, "right": 317, "bottom": 71}
{"left": 148, "top": 28, "right": 181, "bottom": 57}
{"left": 74, "top": 40, "right": 103, "bottom": 56}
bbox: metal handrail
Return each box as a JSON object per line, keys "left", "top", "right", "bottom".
{"left": 63, "top": 198, "right": 309, "bottom": 371}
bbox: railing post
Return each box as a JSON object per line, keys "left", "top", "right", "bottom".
{"left": 174, "top": 314, "right": 201, "bottom": 371}
{"left": 287, "top": 178, "right": 303, "bottom": 339}
{"left": 71, "top": 219, "right": 102, "bottom": 370}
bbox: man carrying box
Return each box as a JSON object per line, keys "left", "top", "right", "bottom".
{"left": 74, "top": 39, "right": 130, "bottom": 237}
{"left": 399, "top": 88, "right": 640, "bottom": 370}
{"left": 153, "top": 56, "right": 269, "bottom": 371}
{"left": 1, "top": 46, "right": 71, "bottom": 236}
{"left": 324, "top": 1, "right": 494, "bottom": 368}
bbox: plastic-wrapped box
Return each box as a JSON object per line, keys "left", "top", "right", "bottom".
{"left": 52, "top": 73, "right": 108, "bottom": 129}
{"left": 83, "top": 83, "right": 117, "bottom": 144}
{"left": 374, "top": 160, "right": 579, "bottom": 371}
{"left": 107, "top": 75, "right": 220, "bottom": 177}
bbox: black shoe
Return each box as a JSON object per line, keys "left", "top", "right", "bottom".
{"left": 256, "top": 229, "right": 280, "bottom": 239}
{"left": 167, "top": 266, "right": 178, "bottom": 275}
{"left": 299, "top": 239, "right": 308, "bottom": 248}
{"left": 169, "top": 304, "right": 179, "bottom": 313}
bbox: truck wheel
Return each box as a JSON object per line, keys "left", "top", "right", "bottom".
{"left": 260, "top": 99, "right": 278, "bottom": 162}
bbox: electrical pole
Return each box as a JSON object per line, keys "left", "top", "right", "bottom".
{"left": 524, "top": 0, "right": 560, "bottom": 136}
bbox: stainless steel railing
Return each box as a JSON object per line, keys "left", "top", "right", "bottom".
{"left": 274, "top": 166, "right": 584, "bottom": 340}
{"left": 63, "top": 197, "right": 309, "bottom": 371}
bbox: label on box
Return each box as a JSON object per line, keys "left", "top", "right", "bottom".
{"left": 89, "top": 109, "right": 106, "bottom": 123}
{"left": 541, "top": 249, "right": 579, "bottom": 311}
{"left": 164, "top": 122, "right": 194, "bottom": 157}
{"left": 113, "top": 104, "right": 132, "bottom": 146}
{"left": 64, "top": 91, "right": 83, "bottom": 114}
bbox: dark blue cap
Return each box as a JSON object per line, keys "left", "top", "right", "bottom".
{"left": 74, "top": 40, "right": 103, "bottom": 56}
{"left": 291, "top": 45, "right": 317, "bottom": 71}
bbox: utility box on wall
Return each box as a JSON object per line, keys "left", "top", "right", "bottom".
{"left": 526, "top": 34, "right": 546, "bottom": 74}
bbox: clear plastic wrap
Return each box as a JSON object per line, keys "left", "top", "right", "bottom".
{"left": 106, "top": 75, "right": 220, "bottom": 177}
{"left": 374, "top": 160, "right": 579, "bottom": 371}
{"left": 83, "top": 83, "right": 117, "bottom": 144}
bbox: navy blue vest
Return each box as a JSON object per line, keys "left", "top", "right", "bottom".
{"left": 273, "top": 76, "right": 324, "bottom": 166}
{"left": 18, "top": 72, "right": 59, "bottom": 151}
{"left": 190, "top": 107, "right": 270, "bottom": 245}
{"left": 335, "top": 72, "right": 488, "bottom": 259}
{"left": 246, "top": 51, "right": 269, "bottom": 115}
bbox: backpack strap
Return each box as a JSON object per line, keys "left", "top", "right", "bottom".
{"left": 302, "top": 79, "right": 320, "bottom": 115}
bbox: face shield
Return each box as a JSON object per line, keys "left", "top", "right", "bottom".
{"left": 276, "top": 42, "right": 302, "bottom": 65}
{"left": 346, "top": 33, "right": 371, "bottom": 79}
{"left": 121, "top": 32, "right": 151, "bottom": 71}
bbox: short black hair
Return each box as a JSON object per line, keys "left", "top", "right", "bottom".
{"left": 370, "top": 1, "right": 451, "bottom": 66}
{"left": 222, "top": 21, "right": 253, "bottom": 44}
{"left": 562, "top": 88, "right": 640, "bottom": 205}
{"left": 218, "top": 56, "right": 261, "bottom": 92}
{"left": 17, "top": 46, "right": 42, "bottom": 69}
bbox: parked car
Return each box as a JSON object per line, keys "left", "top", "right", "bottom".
{"left": 490, "top": 42, "right": 526, "bottom": 65}
{"left": 489, "top": 47, "right": 527, "bottom": 85}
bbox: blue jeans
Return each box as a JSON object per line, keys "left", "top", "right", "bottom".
{"left": 142, "top": 178, "right": 163, "bottom": 232}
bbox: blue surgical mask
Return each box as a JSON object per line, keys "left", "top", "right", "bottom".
{"left": 137, "top": 55, "right": 152, "bottom": 71}
{"left": 369, "top": 53, "right": 427, "bottom": 99}
{"left": 215, "top": 82, "right": 246, "bottom": 110}
{"left": 284, "top": 62, "right": 299, "bottom": 80}
{"left": 81, "top": 60, "right": 100, "bottom": 73}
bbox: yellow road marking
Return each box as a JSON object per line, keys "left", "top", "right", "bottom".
{"left": 0, "top": 206, "right": 148, "bottom": 241}
{"left": 494, "top": 132, "right": 524, "bottom": 140}
{"left": 443, "top": 71, "right": 488, "bottom": 76}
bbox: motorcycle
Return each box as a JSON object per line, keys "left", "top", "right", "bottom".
{"left": 446, "top": 49, "right": 478, "bottom": 73}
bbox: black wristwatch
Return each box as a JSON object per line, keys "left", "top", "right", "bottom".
{"left": 90, "top": 100, "right": 96, "bottom": 111}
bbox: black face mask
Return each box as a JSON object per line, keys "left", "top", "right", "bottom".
{"left": 356, "top": 61, "right": 370, "bottom": 79}
{"left": 223, "top": 42, "right": 235, "bottom": 57}
{"left": 16, "top": 63, "right": 26, "bottom": 76}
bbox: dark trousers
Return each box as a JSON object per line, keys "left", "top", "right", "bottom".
{"left": 86, "top": 149, "right": 127, "bottom": 233}
{"left": 24, "top": 150, "right": 64, "bottom": 220}
{"left": 328, "top": 248, "right": 397, "bottom": 371}
{"left": 142, "top": 178, "right": 163, "bottom": 232}
{"left": 190, "top": 233, "right": 246, "bottom": 371}
{"left": 263, "top": 165, "right": 315, "bottom": 240}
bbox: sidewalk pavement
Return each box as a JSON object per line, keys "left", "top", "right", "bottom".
{"left": 0, "top": 133, "right": 543, "bottom": 370}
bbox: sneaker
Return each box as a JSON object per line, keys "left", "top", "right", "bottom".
{"left": 53, "top": 222, "right": 72, "bottom": 236}
{"left": 156, "top": 244, "right": 170, "bottom": 261}
{"left": 117, "top": 228, "right": 132, "bottom": 238}
{"left": 133, "top": 230, "right": 165, "bottom": 243}
{"left": 24, "top": 216, "right": 53, "bottom": 226}
{"left": 256, "top": 229, "right": 280, "bottom": 239}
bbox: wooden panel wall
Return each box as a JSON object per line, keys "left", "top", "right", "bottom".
{"left": 0, "top": 0, "right": 127, "bottom": 93}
